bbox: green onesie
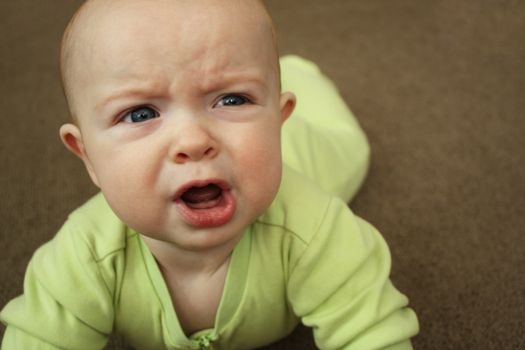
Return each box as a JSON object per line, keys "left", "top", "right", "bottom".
{"left": 1, "top": 56, "right": 419, "bottom": 349}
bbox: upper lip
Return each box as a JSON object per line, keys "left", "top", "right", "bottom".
{"left": 173, "top": 179, "right": 230, "bottom": 200}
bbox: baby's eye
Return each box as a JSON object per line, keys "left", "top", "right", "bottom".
{"left": 123, "top": 106, "right": 159, "bottom": 123}
{"left": 215, "top": 94, "right": 249, "bottom": 107}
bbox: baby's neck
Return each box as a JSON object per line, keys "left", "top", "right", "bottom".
{"left": 141, "top": 235, "right": 238, "bottom": 277}
{"left": 140, "top": 235, "right": 238, "bottom": 335}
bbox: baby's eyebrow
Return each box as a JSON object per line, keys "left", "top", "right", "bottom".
{"left": 198, "top": 71, "right": 269, "bottom": 94}
{"left": 95, "top": 71, "right": 270, "bottom": 113}
{"left": 201, "top": 80, "right": 269, "bottom": 98}
{"left": 95, "top": 86, "right": 161, "bottom": 113}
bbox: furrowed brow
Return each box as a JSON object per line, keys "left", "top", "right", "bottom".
{"left": 95, "top": 85, "right": 163, "bottom": 112}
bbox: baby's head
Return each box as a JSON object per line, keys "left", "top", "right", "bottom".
{"left": 59, "top": 0, "right": 295, "bottom": 251}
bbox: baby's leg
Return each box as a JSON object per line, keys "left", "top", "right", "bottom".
{"left": 280, "top": 55, "right": 370, "bottom": 202}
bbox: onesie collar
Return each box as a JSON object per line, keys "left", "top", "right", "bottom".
{"left": 137, "top": 227, "right": 252, "bottom": 349}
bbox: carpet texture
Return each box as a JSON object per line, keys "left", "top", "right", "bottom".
{"left": 1, "top": 1, "right": 524, "bottom": 349}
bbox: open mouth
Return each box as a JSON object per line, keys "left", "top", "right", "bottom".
{"left": 181, "top": 184, "right": 223, "bottom": 209}
{"left": 174, "top": 180, "right": 236, "bottom": 228}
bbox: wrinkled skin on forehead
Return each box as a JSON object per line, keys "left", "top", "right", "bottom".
{"left": 61, "top": 0, "right": 280, "bottom": 120}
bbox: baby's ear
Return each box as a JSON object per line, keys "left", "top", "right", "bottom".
{"left": 59, "top": 124, "right": 100, "bottom": 187}
{"left": 279, "top": 91, "right": 296, "bottom": 124}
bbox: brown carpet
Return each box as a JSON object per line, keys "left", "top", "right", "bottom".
{"left": 1, "top": 1, "right": 524, "bottom": 349}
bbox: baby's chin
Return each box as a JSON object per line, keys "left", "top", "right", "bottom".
{"left": 138, "top": 223, "right": 246, "bottom": 253}
{"left": 130, "top": 207, "right": 246, "bottom": 250}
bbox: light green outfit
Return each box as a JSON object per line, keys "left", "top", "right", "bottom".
{"left": 1, "top": 56, "right": 418, "bottom": 349}
{"left": 281, "top": 56, "right": 369, "bottom": 202}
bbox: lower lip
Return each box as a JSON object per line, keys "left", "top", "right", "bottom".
{"left": 175, "top": 190, "right": 236, "bottom": 228}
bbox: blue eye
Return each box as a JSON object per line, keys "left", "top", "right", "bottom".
{"left": 216, "top": 95, "right": 249, "bottom": 107}
{"left": 123, "top": 106, "right": 159, "bottom": 123}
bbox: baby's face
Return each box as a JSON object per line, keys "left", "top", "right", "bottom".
{"left": 61, "top": 0, "right": 295, "bottom": 251}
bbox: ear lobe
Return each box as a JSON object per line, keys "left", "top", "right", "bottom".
{"left": 279, "top": 91, "right": 296, "bottom": 124}
{"left": 59, "top": 124, "right": 100, "bottom": 187}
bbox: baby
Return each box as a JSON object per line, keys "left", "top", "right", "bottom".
{"left": 0, "top": 0, "right": 418, "bottom": 349}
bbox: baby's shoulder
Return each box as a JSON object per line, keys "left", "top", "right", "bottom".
{"left": 58, "top": 192, "right": 131, "bottom": 260}
{"left": 256, "top": 165, "right": 343, "bottom": 243}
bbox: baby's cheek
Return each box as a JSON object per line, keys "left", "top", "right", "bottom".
{"left": 91, "top": 148, "right": 166, "bottom": 231}
{"left": 99, "top": 144, "right": 163, "bottom": 186}
{"left": 239, "top": 143, "right": 281, "bottom": 180}
{"left": 104, "top": 187, "right": 167, "bottom": 235}
{"left": 237, "top": 139, "right": 282, "bottom": 204}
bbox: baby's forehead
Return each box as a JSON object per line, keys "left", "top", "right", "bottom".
{"left": 63, "top": 0, "right": 277, "bottom": 78}
{"left": 61, "top": 0, "right": 280, "bottom": 119}
{"left": 62, "top": 0, "right": 276, "bottom": 63}
{"left": 69, "top": 0, "right": 272, "bottom": 39}
{"left": 61, "top": 0, "right": 279, "bottom": 109}
{"left": 88, "top": 3, "right": 273, "bottom": 75}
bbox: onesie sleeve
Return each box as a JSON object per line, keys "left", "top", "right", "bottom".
{"left": 287, "top": 198, "right": 419, "bottom": 350}
{"left": 0, "top": 220, "right": 115, "bottom": 350}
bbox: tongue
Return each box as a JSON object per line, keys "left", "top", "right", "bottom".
{"left": 181, "top": 184, "right": 222, "bottom": 204}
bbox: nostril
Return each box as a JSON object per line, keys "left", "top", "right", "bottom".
{"left": 204, "top": 147, "right": 214, "bottom": 157}
{"left": 176, "top": 153, "right": 190, "bottom": 161}
{"left": 172, "top": 144, "right": 217, "bottom": 164}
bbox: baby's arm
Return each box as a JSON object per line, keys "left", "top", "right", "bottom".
{"left": 287, "top": 198, "right": 419, "bottom": 349}
{"left": 1, "top": 222, "right": 114, "bottom": 349}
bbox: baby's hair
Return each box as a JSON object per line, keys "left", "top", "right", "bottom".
{"left": 59, "top": 1, "right": 87, "bottom": 122}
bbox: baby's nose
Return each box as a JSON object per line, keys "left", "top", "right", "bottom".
{"left": 169, "top": 122, "right": 219, "bottom": 164}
